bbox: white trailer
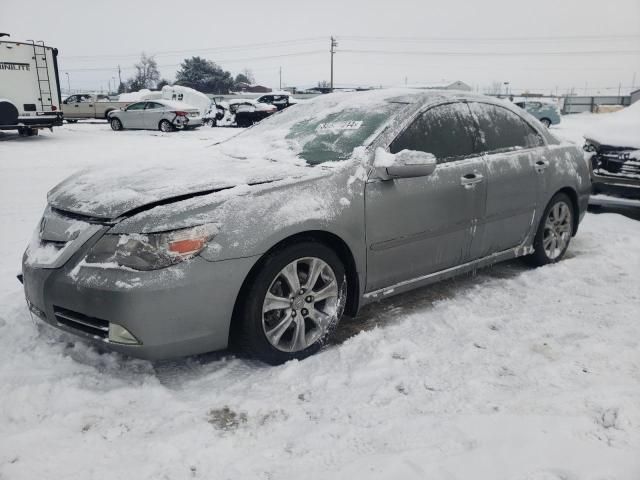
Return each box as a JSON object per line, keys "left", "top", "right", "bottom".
{"left": 0, "top": 34, "right": 63, "bottom": 135}
{"left": 161, "top": 85, "right": 211, "bottom": 116}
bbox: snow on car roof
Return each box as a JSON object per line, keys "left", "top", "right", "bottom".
{"left": 584, "top": 101, "right": 640, "bottom": 149}
{"left": 156, "top": 99, "right": 199, "bottom": 111}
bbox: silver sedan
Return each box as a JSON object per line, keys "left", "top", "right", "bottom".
{"left": 22, "top": 89, "right": 590, "bottom": 365}
{"left": 108, "top": 99, "right": 202, "bottom": 132}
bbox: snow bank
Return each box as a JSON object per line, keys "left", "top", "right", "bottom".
{"left": 1, "top": 111, "right": 639, "bottom": 480}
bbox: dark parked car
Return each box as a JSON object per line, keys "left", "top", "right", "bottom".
{"left": 255, "top": 93, "right": 297, "bottom": 111}
{"left": 583, "top": 102, "right": 640, "bottom": 198}
{"left": 21, "top": 90, "right": 589, "bottom": 365}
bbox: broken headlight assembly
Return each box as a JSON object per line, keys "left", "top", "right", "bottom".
{"left": 86, "top": 224, "right": 218, "bottom": 271}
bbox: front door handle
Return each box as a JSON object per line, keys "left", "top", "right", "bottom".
{"left": 535, "top": 159, "right": 549, "bottom": 172}
{"left": 460, "top": 172, "right": 484, "bottom": 189}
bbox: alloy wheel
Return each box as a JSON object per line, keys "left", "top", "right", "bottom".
{"left": 543, "top": 201, "right": 572, "bottom": 260}
{"left": 261, "top": 257, "right": 341, "bottom": 352}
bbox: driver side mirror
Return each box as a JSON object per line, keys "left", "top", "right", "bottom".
{"left": 374, "top": 148, "right": 437, "bottom": 180}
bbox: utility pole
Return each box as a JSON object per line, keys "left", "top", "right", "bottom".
{"left": 279, "top": 66, "right": 282, "bottom": 90}
{"left": 330, "top": 36, "right": 338, "bottom": 92}
{"left": 65, "top": 72, "right": 70, "bottom": 93}
{"left": 117, "top": 65, "right": 122, "bottom": 91}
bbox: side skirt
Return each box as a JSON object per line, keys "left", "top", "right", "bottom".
{"left": 361, "top": 244, "right": 534, "bottom": 304}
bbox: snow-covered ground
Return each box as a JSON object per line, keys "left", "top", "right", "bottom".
{"left": 0, "top": 117, "right": 639, "bottom": 480}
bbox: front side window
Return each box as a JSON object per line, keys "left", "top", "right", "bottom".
{"left": 389, "top": 102, "right": 477, "bottom": 162}
{"left": 64, "top": 95, "right": 78, "bottom": 104}
{"left": 126, "top": 102, "right": 147, "bottom": 111}
{"left": 469, "top": 102, "right": 543, "bottom": 153}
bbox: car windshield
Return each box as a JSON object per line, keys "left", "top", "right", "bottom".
{"left": 232, "top": 91, "right": 411, "bottom": 165}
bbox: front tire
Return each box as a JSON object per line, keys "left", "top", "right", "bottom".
{"left": 235, "top": 242, "right": 347, "bottom": 365}
{"left": 110, "top": 118, "right": 123, "bottom": 131}
{"left": 526, "top": 193, "right": 574, "bottom": 266}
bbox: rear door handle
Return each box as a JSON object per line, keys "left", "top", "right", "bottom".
{"left": 535, "top": 159, "right": 549, "bottom": 172}
{"left": 460, "top": 172, "right": 484, "bottom": 189}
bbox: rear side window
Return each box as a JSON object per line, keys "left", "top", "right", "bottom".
{"left": 390, "top": 102, "right": 476, "bottom": 163}
{"left": 145, "top": 102, "right": 164, "bottom": 109}
{"left": 469, "top": 102, "right": 543, "bottom": 153}
{"left": 126, "top": 102, "right": 147, "bottom": 111}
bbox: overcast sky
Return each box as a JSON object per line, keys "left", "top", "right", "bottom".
{"left": 2, "top": 0, "right": 639, "bottom": 95}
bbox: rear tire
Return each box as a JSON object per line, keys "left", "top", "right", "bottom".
{"left": 525, "top": 193, "right": 574, "bottom": 266}
{"left": 159, "top": 119, "right": 174, "bottom": 132}
{"left": 66, "top": 119, "right": 78, "bottom": 123}
{"left": 110, "top": 118, "right": 123, "bottom": 131}
{"left": 234, "top": 242, "right": 347, "bottom": 365}
{"left": 540, "top": 118, "right": 551, "bottom": 128}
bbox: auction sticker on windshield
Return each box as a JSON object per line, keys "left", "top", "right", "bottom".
{"left": 316, "top": 121, "right": 363, "bottom": 132}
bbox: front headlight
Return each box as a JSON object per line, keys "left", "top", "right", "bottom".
{"left": 86, "top": 224, "right": 218, "bottom": 271}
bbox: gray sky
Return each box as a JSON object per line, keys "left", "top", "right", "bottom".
{"left": 2, "top": 0, "right": 639, "bottom": 95}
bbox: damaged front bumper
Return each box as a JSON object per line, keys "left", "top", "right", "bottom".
{"left": 20, "top": 207, "right": 258, "bottom": 360}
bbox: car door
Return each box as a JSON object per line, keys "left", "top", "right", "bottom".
{"left": 467, "top": 102, "right": 545, "bottom": 258}
{"left": 365, "top": 102, "right": 487, "bottom": 292}
{"left": 121, "top": 102, "right": 147, "bottom": 129}
{"left": 76, "top": 94, "right": 95, "bottom": 118}
{"left": 63, "top": 95, "right": 89, "bottom": 119}
{"left": 143, "top": 101, "right": 166, "bottom": 129}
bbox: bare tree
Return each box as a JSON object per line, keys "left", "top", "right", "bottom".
{"left": 127, "top": 53, "right": 160, "bottom": 91}
{"left": 241, "top": 68, "right": 255, "bottom": 84}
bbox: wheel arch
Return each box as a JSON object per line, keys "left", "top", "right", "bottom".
{"left": 553, "top": 186, "right": 580, "bottom": 236}
{"left": 229, "top": 230, "right": 361, "bottom": 343}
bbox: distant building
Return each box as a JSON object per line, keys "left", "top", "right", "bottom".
{"left": 631, "top": 88, "right": 640, "bottom": 105}
{"left": 233, "top": 82, "right": 271, "bottom": 93}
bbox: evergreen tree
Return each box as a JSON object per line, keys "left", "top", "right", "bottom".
{"left": 175, "top": 57, "right": 234, "bottom": 94}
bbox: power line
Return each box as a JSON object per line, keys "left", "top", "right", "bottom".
{"left": 62, "top": 50, "right": 326, "bottom": 72}
{"left": 63, "top": 37, "right": 326, "bottom": 60}
{"left": 339, "top": 34, "right": 640, "bottom": 43}
{"left": 340, "top": 48, "right": 640, "bottom": 57}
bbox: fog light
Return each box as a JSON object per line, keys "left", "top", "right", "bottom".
{"left": 108, "top": 323, "right": 140, "bottom": 345}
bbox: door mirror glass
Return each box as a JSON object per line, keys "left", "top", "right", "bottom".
{"left": 374, "top": 148, "right": 437, "bottom": 180}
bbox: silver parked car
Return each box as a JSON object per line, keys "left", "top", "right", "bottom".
{"left": 108, "top": 99, "right": 202, "bottom": 132}
{"left": 21, "top": 90, "right": 590, "bottom": 365}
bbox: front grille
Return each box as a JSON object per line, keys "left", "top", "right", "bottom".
{"left": 594, "top": 149, "right": 640, "bottom": 179}
{"left": 53, "top": 306, "right": 109, "bottom": 339}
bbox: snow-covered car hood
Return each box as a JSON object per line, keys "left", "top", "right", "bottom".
{"left": 583, "top": 102, "right": 640, "bottom": 149}
{"left": 47, "top": 146, "right": 312, "bottom": 220}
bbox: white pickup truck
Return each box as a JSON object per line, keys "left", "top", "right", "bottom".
{"left": 62, "top": 93, "right": 131, "bottom": 121}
